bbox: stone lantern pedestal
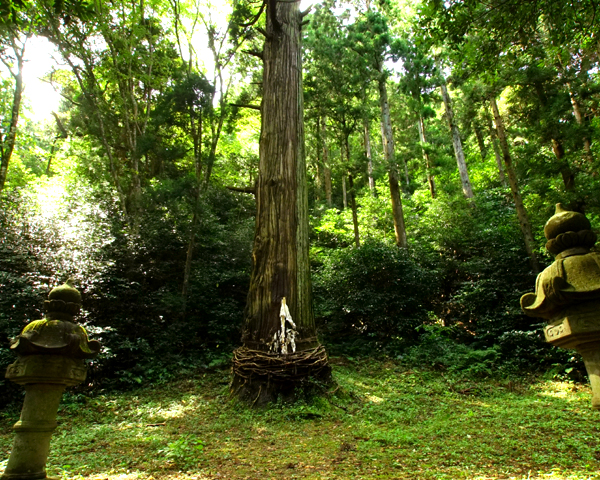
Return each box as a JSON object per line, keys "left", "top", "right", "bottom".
{"left": 1, "top": 281, "right": 100, "bottom": 480}
{"left": 521, "top": 204, "right": 600, "bottom": 410}
{"left": 541, "top": 301, "right": 600, "bottom": 409}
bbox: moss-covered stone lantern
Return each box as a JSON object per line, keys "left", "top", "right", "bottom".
{"left": 1, "top": 280, "right": 100, "bottom": 480}
{"left": 521, "top": 204, "right": 600, "bottom": 410}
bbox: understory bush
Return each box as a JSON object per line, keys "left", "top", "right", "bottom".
{"left": 312, "top": 240, "right": 439, "bottom": 354}
{"left": 311, "top": 189, "right": 582, "bottom": 375}
{"left": 0, "top": 182, "right": 254, "bottom": 402}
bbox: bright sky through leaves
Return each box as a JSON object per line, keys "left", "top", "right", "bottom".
{"left": 16, "top": 0, "right": 318, "bottom": 122}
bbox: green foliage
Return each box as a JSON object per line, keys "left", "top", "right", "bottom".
{"left": 313, "top": 239, "right": 438, "bottom": 353}
{"left": 158, "top": 434, "right": 204, "bottom": 469}
{"left": 3, "top": 0, "right": 600, "bottom": 408}
{"left": 1, "top": 360, "right": 598, "bottom": 479}
{"left": 81, "top": 183, "right": 254, "bottom": 388}
{"left": 403, "top": 324, "right": 501, "bottom": 378}
{"left": 0, "top": 180, "right": 254, "bottom": 400}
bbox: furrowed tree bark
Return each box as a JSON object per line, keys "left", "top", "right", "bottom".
{"left": 490, "top": 96, "right": 540, "bottom": 274}
{"left": 377, "top": 65, "right": 407, "bottom": 248}
{"left": 232, "top": 0, "right": 330, "bottom": 403}
{"left": 440, "top": 80, "right": 474, "bottom": 199}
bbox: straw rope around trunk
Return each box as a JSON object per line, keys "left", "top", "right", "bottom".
{"left": 232, "top": 345, "right": 329, "bottom": 383}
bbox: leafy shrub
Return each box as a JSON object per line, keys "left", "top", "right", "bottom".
{"left": 0, "top": 182, "right": 254, "bottom": 401}
{"left": 402, "top": 325, "right": 500, "bottom": 378}
{"left": 313, "top": 240, "right": 439, "bottom": 353}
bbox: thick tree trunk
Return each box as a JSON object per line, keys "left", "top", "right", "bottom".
{"left": 232, "top": 0, "right": 329, "bottom": 403}
{"left": 417, "top": 115, "right": 436, "bottom": 198}
{"left": 377, "top": 68, "right": 408, "bottom": 248}
{"left": 440, "top": 81, "right": 474, "bottom": 199}
{"left": 490, "top": 97, "right": 540, "bottom": 274}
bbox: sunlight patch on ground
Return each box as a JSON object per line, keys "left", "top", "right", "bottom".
{"left": 137, "top": 397, "right": 206, "bottom": 422}
{"left": 366, "top": 394, "right": 384, "bottom": 403}
{"left": 536, "top": 380, "right": 589, "bottom": 400}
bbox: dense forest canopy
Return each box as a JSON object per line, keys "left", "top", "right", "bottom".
{"left": 1, "top": 0, "right": 599, "bottom": 402}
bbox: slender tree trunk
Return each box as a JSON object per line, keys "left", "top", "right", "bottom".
{"left": 324, "top": 166, "right": 332, "bottom": 207}
{"left": 487, "top": 113, "right": 507, "bottom": 186}
{"left": 344, "top": 136, "right": 360, "bottom": 247}
{"left": 377, "top": 66, "right": 407, "bottom": 248}
{"left": 322, "top": 118, "right": 333, "bottom": 207}
{"left": 342, "top": 174, "right": 347, "bottom": 210}
{"left": 46, "top": 112, "right": 68, "bottom": 175}
{"left": 440, "top": 80, "right": 474, "bottom": 199}
{"left": 491, "top": 130, "right": 508, "bottom": 186}
{"left": 474, "top": 122, "right": 487, "bottom": 160}
{"left": 401, "top": 155, "right": 410, "bottom": 189}
{"left": 567, "top": 82, "right": 594, "bottom": 165}
{"left": 0, "top": 40, "right": 26, "bottom": 196}
{"left": 417, "top": 115, "right": 436, "bottom": 198}
{"left": 182, "top": 115, "right": 204, "bottom": 305}
{"left": 551, "top": 139, "right": 575, "bottom": 191}
{"left": 314, "top": 118, "right": 324, "bottom": 202}
{"left": 490, "top": 97, "right": 540, "bottom": 274}
{"left": 232, "top": 0, "right": 329, "bottom": 403}
{"left": 533, "top": 82, "right": 575, "bottom": 191}
{"left": 363, "top": 117, "right": 375, "bottom": 194}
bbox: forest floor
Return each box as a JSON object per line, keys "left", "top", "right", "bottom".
{"left": 0, "top": 357, "right": 599, "bottom": 480}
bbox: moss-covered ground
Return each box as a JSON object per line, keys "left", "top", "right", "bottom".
{"left": 1, "top": 358, "right": 599, "bottom": 480}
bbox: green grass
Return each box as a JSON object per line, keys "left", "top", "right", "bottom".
{"left": 1, "top": 358, "right": 599, "bottom": 480}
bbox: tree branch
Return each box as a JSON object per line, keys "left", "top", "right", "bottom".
{"left": 230, "top": 103, "right": 261, "bottom": 111}
{"left": 244, "top": 49, "right": 264, "bottom": 60}
{"left": 51, "top": 112, "right": 68, "bottom": 138}
{"left": 256, "top": 27, "right": 271, "bottom": 39}
{"left": 227, "top": 185, "right": 256, "bottom": 195}
{"left": 300, "top": 6, "right": 312, "bottom": 18}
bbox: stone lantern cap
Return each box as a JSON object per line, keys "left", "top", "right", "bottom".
{"left": 521, "top": 204, "right": 600, "bottom": 322}
{"left": 9, "top": 279, "right": 101, "bottom": 359}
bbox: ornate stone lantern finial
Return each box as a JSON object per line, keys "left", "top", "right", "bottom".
{"left": 1, "top": 280, "right": 100, "bottom": 480}
{"left": 543, "top": 203, "right": 596, "bottom": 256}
{"left": 521, "top": 204, "right": 600, "bottom": 410}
